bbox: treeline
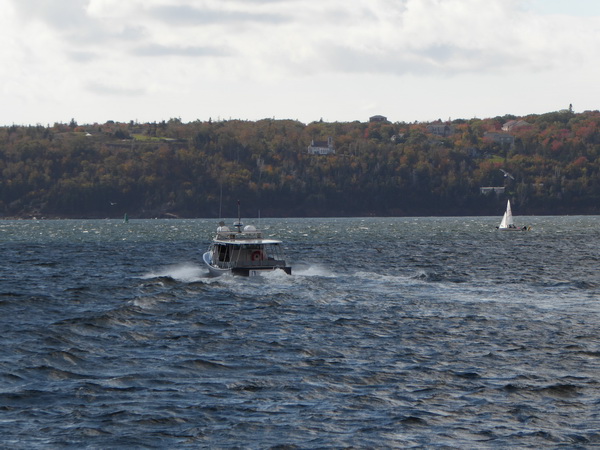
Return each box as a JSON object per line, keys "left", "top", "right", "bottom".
{"left": 1, "top": 109, "right": 599, "bottom": 218}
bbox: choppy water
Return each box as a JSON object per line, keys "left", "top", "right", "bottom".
{"left": 1, "top": 216, "right": 599, "bottom": 448}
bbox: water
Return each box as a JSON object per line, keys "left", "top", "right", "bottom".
{"left": 1, "top": 217, "right": 599, "bottom": 448}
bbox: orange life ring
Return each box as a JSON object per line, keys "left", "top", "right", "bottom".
{"left": 251, "top": 250, "right": 264, "bottom": 261}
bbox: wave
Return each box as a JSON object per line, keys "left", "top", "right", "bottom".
{"left": 534, "top": 279, "right": 598, "bottom": 290}
{"left": 412, "top": 269, "right": 470, "bottom": 284}
{"left": 178, "top": 359, "right": 232, "bottom": 371}
{"left": 140, "top": 263, "right": 208, "bottom": 283}
{"left": 290, "top": 263, "right": 337, "bottom": 278}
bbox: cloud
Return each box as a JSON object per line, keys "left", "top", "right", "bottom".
{"left": 87, "top": 82, "right": 146, "bottom": 97}
{"left": 11, "top": 0, "right": 89, "bottom": 29}
{"left": 315, "top": 44, "right": 524, "bottom": 77}
{"left": 2, "top": 0, "right": 600, "bottom": 125}
{"left": 266, "top": 0, "right": 600, "bottom": 77}
{"left": 132, "top": 44, "right": 232, "bottom": 58}
{"left": 148, "top": 4, "right": 288, "bottom": 26}
{"left": 9, "top": 0, "right": 599, "bottom": 77}
{"left": 68, "top": 51, "right": 98, "bottom": 63}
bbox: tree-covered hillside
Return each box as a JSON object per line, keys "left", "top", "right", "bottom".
{"left": 1, "top": 110, "right": 599, "bottom": 218}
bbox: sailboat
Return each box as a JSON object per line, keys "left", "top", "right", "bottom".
{"left": 497, "top": 200, "right": 529, "bottom": 231}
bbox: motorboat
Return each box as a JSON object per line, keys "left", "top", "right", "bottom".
{"left": 497, "top": 200, "right": 529, "bottom": 231}
{"left": 203, "top": 217, "right": 292, "bottom": 277}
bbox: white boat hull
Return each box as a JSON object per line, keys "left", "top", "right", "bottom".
{"left": 203, "top": 252, "right": 231, "bottom": 277}
{"left": 497, "top": 200, "right": 529, "bottom": 231}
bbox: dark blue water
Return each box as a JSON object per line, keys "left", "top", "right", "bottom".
{"left": 1, "top": 217, "right": 599, "bottom": 448}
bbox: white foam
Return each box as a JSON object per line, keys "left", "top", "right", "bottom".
{"left": 292, "top": 264, "right": 336, "bottom": 278}
{"left": 141, "top": 263, "right": 207, "bottom": 282}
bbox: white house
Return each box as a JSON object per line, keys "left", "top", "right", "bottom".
{"left": 502, "top": 120, "right": 530, "bottom": 132}
{"left": 480, "top": 186, "right": 505, "bottom": 195}
{"left": 307, "top": 137, "right": 335, "bottom": 155}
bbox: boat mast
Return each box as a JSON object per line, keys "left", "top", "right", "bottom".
{"left": 218, "top": 182, "right": 223, "bottom": 219}
{"left": 235, "top": 199, "right": 243, "bottom": 232}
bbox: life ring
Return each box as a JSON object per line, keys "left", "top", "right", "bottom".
{"left": 251, "top": 250, "right": 264, "bottom": 261}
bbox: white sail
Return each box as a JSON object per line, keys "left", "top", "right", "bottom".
{"left": 499, "top": 211, "right": 508, "bottom": 228}
{"left": 499, "top": 200, "right": 514, "bottom": 229}
{"left": 497, "top": 200, "right": 529, "bottom": 231}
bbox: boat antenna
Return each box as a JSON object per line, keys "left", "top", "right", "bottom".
{"left": 218, "top": 182, "right": 223, "bottom": 219}
{"left": 235, "top": 199, "right": 242, "bottom": 232}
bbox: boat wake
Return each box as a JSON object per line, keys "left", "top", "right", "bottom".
{"left": 412, "top": 269, "right": 470, "bottom": 284}
{"left": 292, "top": 263, "right": 336, "bottom": 278}
{"left": 140, "top": 263, "right": 209, "bottom": 283}
{"left": 140, "top": 262, "right": 336, "bottom": 286}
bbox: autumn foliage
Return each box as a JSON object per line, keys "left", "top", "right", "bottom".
{"left": 1, "top": 110, "right": 599, "bottom": 218}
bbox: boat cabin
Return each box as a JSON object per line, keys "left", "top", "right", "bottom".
{"left": 205, "top": 223, "right": 291, "bottom": 275}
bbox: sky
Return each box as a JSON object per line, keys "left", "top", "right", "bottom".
{"left": 1, "top": 0, "right": 599, "bottom": 126}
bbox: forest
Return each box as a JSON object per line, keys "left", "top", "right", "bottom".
{"left": 1, "top": 108, "right": 599, "bottom": 218}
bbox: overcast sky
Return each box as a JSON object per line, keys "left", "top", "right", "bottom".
{"left": 2, "top": 0, "right": 599, "bottom": 126}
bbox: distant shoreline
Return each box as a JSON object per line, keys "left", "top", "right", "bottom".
{"left": 2, "top": 212, "right": 599, "bottom": 221}
{"left": 3, "top": 112, "right": 600, "bottom": 219}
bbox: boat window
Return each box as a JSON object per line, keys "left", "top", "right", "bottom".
{"left": 217, "top": 244, "right": 230, "bottom": 262}
{"left": 265, "top": 243, "right": 282, "bottom": 260}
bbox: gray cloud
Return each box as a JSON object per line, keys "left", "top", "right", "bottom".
{"left": 68, "top": 51, "right": 98, "bottom": 63}
{"left": 227, "top": 0, "right": 302, "bottom": 3}
{"left": 132, "top": 44, "right": 232, "bottom": 58}
{"left": 87, "top": 82, "right": 146, "bottom": 97}
{"left": 313, "top": 42, "right": 541, "bottom": 78}
{"left": 10, "top": 0, "right": 149, "bottom": 49}
{"left": 149, "top": 4, "right": 287, "bottom": 26}
{"left": 11, "top": 0, "right": 88, "bottom": 29}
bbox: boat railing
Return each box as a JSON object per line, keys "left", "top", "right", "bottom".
{"left": 214, "top": 258, "right": 285, "bottom": 269}
{"left": 216, "top": 230, "right": 263, "bottom": 240}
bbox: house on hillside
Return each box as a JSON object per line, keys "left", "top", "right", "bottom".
{"left": 484, "top": 131, "right": 514, "bottom": 146}
{"left": 391, "top": 133, "right": 405, "bottom": 143}
{"left": 502, "top": 120, "right": 530, "bottom": 132}
{"left": 369, "top": 115, "right": 388, "bottom": 123}
{"left": 307, "top": 137, "right": 335, "bottom": 155}
{"left": 480, "top": 186, "right": 505, "bottom": 195}
{"left": 427, "top": 123, "right": 454, "bottom": 137}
